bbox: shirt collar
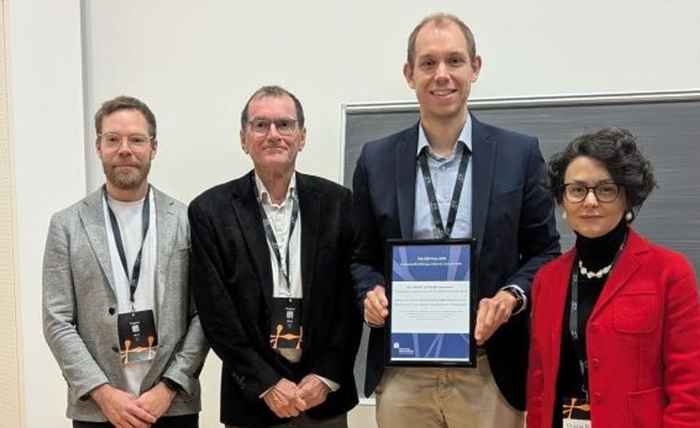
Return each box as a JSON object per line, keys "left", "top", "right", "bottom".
{"left": 416, "top": 114, "right": 472, "bottom": 158}
{"left": 254, "top": 172, "right": 297, "bottom": 206}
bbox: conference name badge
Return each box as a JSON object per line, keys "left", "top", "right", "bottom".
{"left": 562, "top": 397, "right": 591, "bottom": 428}
{"left": 117, "top": 309, "right": 158, "bottom": 365}
{"left": 270, "top": 298, "right": 303, "bottom": 350}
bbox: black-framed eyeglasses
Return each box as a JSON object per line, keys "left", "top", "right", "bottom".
{"left": 563, "top": 182, "right": 621, "bottom": 203}
{"left": 98, "top": 132, "right": 153, "bottom": 149}
{"left": 247, "top": 118, "right": 298, "bottom": 136}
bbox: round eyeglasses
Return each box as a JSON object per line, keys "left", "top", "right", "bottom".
{"left": 563, "top": 182, "right": 621, "bottom": 203}
{"left": 247, "top": 118, "right": 298, "bottom": 136}
{"left": 98, "top": 132, "right": 153, "bottom": 150}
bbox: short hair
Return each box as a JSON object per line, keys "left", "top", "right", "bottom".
{"left": 407, "top": 13, "right": 477, "bottom": 67}
{"left": 547, "top": 128, "right": 657, "bottom": 219}
{"left": 94, "top": 95, "right": 157, "bottom": 139}
{"left": 240, "top": 85, "right": 305, "bottom": 131}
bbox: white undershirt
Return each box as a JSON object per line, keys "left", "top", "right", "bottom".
{"left": 102, "top": 190, "right": 158, "bottom": 396}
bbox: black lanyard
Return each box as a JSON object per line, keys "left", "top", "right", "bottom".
{"left": 418, "top": 143, "right": 471, "bottom": 239}
{"left": 104, "top": 186, "right": 151, "bottom": 306}
{"left": 568, "top": 265, "right": 589, "bottom": 400}
{"left": 253, "top": 180, "right": 299, "bottom": 292}
{"left": 568, "top": 239, "right": 625, "bottom": 400}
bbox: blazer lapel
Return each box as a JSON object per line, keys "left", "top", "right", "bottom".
{"left": 589, "top": 230, "right": 646, "bottom": 320}
{"left": 231, "top": 173, "right": 274, "bottom": 309}
{"left": 78, "top": 188, "right": 117, "bottom": 296}
{"left": 396, "top": 124, "right": 419, "bottom": 239}
{"left": 296, "top": 174, "right": 320, "bottom": 331}
{"left": 471, "top": 115, "right": 496, "bottom": 256}
{"left": 154, "top": 188, "right": 177, "bottom": 310}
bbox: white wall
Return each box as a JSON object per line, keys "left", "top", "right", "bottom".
{"left": 6, "top": 0, "right": 86, "bottom": 426}
{"left": 9, "top": 0, "right": 700, "bottom": 426}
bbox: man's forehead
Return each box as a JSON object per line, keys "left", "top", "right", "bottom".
{"left": 414, "top": 21, "right": 468, "bottom": 53}
{"left": 249, "top": 95, "right": 296, "bottom": 116}
{"left": 101, "top": 109, "right": 148, "bottom": 126}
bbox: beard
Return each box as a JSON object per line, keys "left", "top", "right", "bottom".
{"left": 103, "top": 161, "right": 151, "bottom": 190}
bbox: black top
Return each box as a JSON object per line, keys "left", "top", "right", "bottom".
{"left": 553, "top": 219, "right": 627, "bottom": 427}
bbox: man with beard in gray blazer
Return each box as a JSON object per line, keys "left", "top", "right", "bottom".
{"left": 43, "top": 96, "right": 208, "bottom": 428}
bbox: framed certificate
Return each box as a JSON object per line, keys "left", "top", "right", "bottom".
{"left": 385, "top": 239, "right": 477, "bottom": 367}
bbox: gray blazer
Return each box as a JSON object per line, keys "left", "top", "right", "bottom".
{"left": 42, "top": 186, "right": 209, "bottom": 422}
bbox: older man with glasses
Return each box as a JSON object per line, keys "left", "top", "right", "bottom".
{"left": 189, "top": 85, "right": 362, "bottom": 428}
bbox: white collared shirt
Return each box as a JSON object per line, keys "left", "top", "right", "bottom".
{"left": 255, "top": 173, "right": 303, "bottom": 300}
{"left": 254, "top": 173, "right": 340, "bottom": 393}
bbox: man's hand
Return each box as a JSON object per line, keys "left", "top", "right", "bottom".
{"left": 363, "top": 285, "right": 388, "bottom": 326}
{"left": 90, "top": 384, "right": 156, "bottom": 428}
{"left": 474, "top": 290, "right": 517, "bottom": 346}
{"left": 262, "top": 378, "right": 307, "bottom": 419}
{"left": 135, "top": 382, "right": 177, "bottom": 421}
{"left": 297, "top": 375, "right": 330, "bottom": 410}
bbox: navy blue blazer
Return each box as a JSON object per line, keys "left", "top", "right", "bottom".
{"left": 351, "top": 115, "right": 560, "bottom": 410}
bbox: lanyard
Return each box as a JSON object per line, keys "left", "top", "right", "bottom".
{"left": 568, "top": 238, "right": 626, "bottom": 400}
{"left": 253, "top": 180, "right": 299, "bottom": 292}
{"left": 568, "top": 265, "right": 589, "bottom": 400}
{"left": 104, "top": 186, "right": 151, "bottom": 307}
{"left": 418, "top": 144, "right": 471, "bottom": 239}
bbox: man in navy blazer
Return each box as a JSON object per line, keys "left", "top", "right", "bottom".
{"left": 352, "top": 13, "right": 560, "bottom": 427}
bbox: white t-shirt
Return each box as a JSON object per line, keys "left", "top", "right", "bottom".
{"left": 102, "top": 189, "right": 158, "bottom": 396}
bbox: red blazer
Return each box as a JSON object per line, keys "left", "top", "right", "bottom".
{"left": 527, "top": 229, "right": 700, "bottom": 428}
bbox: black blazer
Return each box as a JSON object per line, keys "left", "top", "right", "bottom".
{"left": 351, "top": 116, "right": 560, "bottom": 410}
{"left": 189, "top": 171, "right": 361, "bottom": 427}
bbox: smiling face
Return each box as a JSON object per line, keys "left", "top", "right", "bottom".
{"left": 404, "top": 20, "right": 481, "bottom": 125}
{"left": 562, "top": 156, "right": 627, "bottom": 238}
{"left": 96, "top": 109, "right": 156, "bottom": 193}
{"left": 240, "top": 95, "right": 306, "bottom": 174}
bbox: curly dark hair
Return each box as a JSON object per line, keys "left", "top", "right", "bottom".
{"left": 547, "top": 128, "right": 656, "bottom": 220}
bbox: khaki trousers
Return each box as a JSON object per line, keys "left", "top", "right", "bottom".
{"left": 375, "top": 354, "right": 524, "bottom": 428}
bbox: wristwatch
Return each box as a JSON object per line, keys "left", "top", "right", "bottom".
{"left": 502, "top": 285, "right": 525, "bottom": 313}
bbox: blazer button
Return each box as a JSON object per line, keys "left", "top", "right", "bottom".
{"left": 593, "top": 392, "right": 602, "bottom": 403}
{"left": 112, "top": 346, "right": 119, "bottom": 353}
{"left": 108, "top": 307, "right": 115, "bottom": 315}
{"left": 591, "top": 358, "right": 600, "bottom": 368}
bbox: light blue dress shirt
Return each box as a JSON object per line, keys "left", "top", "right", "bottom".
{"left": 413, "top": 117, "right": 472, "bottom": 239}
{"left": 411, "top": 116, "right": 527, "bottom": 312}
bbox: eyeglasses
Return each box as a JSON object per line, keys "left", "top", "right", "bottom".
{"left": 98, "top": 132, "right": 153, "bottom": 149}
{"left": 563, "top": 182, "right": 621, "bottom": 203}
{"left": 248, "top": 118, "right": 298, "bottom": 136}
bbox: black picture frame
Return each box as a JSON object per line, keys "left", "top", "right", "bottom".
{"left": 384, "top": 238, "right": 478, "bottom": 367}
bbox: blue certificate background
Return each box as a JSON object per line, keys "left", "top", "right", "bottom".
{"left": 390, "top": 244, "right": 471, "bottom": 361}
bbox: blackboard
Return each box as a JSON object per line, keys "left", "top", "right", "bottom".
{"left": 342, "top": 91, "right": 700, "bottom": 399}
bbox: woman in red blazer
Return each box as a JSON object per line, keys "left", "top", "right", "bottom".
{"left": 527, "top": 128, "right": 700, "bottom": 428}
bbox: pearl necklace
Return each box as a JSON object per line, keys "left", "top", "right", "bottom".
{"left": 578, "top": 260, "right": 612, "bottom": 279}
